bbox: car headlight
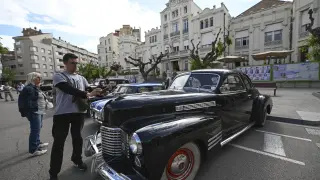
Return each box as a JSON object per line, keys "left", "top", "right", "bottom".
{"left": 100, "top": 108, "right": 104, "bottom": 120}
{"left": 129, "top": 133, "right": 142, "bottom": 155}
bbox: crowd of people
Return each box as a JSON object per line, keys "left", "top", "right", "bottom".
{"left": 0, "top": 82, "right": 25, "bottom": 101}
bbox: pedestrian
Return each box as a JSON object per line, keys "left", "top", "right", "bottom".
{"left": 17, "top": 82, "right": 24, "bottom": 94}
{"left": 3, "top": 82, "right": 14, "bottom": 101}
{"left": 18, "top": 72, "right": 52, "bottom": 156}
{"left": 49, "top": 53, "right": 102, "bottom": 180}
{"left": 0, "top": 84, "right": 3, "bottom": 99}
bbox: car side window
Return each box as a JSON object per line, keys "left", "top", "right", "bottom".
{"left": 126, "top": 87, "right": 136, "bottom": 94}
{"left": 221, "top": 74, "right": 245, "bottom": 92}
{"left": 242, "top": 75, "right": 252, "bottom": 90}
{"left": 118, "top": 87, "right": 127, "bottom": 93}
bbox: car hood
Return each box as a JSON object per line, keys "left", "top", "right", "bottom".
{"left": 104, "top": 89, "right": 221, "bottom": 127}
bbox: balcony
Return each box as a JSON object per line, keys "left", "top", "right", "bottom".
{"left": 183, "top": 29, "right": 189, "bottom": 34}
{"left": 170, "top": 31, "right": 180, "bottom": 37}
{"left": 264, "top": 40, "right": 282, "bottom": 47}
{"left": 164, "top": 34, "right": 169, "bottom": 39}
{"left": 180, "top": 49, "right": 189, "bottom": 55}
{"left": 299, "top": 31, "right": 309, "bottom": 39}
{"left": 235, "top": 45, "right": 249, "bottom": 50}
{"left": 170, "top": 51, "right": 179, "bottom": 56}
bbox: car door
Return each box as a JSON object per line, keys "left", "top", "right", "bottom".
{"left": 220, "top": 74, "right": 249, "bottom": 135}
{"left": 240, "top": 74, "right": 258, "bottom": 121}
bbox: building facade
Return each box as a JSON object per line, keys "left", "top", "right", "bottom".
{"left": 10, "top": 27, "right": 97, "bottom": 82}
{"left": 97, "top": 25, "right": 141, "bottom": 67}
{"left": 230, "top": 0, "right": 293, "bottom": 66}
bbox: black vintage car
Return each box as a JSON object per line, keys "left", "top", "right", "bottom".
{"left": 84, "top": 69, "right": 273, "bottom": 180}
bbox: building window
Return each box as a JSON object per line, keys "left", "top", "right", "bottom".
{"left": 41, "top": 48, "right": 45, "bottom": 53}
{"left": 31, "top": 63, "right": 40, "bottom": 69}
{"left": 184, "top": 60, "right": 188, "bottom": 70}
{"left": 31, "top": 55, "right": 39, "bottom": 61}
{"left": 44, "top": 72, "right": 48, "bottom": 77}
{"left": 173, "top": 46, "right": 179, "bottom": 52}
{"left": 274, "top": 30, "right": 282, "bottom": 41}
{"left": 108, "top": 38, "right": 110, "bottom": 44}
{"left": 183, "top": 19, "right": 188, "bottom": 31}
{"left": 20, "top": 72, "right": 25, "bottom": 75}
{"left": 43, "top": 64, "right": 47, "bottom": 69}
{"left": 48, "top": 50, "right": 52, "bottom": 55}
{"left": 155, "top": 35, "right": 157, "bottom": 42}
{"left": 172, "top": 22, "right": 179, "bottom": 32}
{"left": 42, "top": 56, "right": 46, "bottom": 61}
{"left": 105, "top": 48, "right": 108, "bottom": 53}
{"left": 109, "top": 47, "right": 111, "bottom": 51}
{"left": 105, "top": 40, "right": 107, "bottom": 45}
{"left": 184, "top": 6, "right": 187, "bottom": 14}
{"left": 235, "top": 37, "right": 249, "bottom": 48}
{"left": 164, "top": 14, "right": 167, "bottom": 21}
{"left": 265, "top": 30, "right": 282, "bottom": 42}
{"left": 18, "top": 64, "right": 23, "bottom": 67}
{"left": 172, "top": 10, "right": 178, "bottom": 18}
{"left": 184, "top": 45, "right": 189, "bottom": 50}
{"left": 48, "top": 57, "right": 52, "bottom": 62}
{"left": 106, "top": 55, "right": 108, "bottom": 61}
{"left": 205, "top": 19, "right": 209, "bottom": 28}
{"left": 98, "top": 49, "right": 100, "bottom": 53}
{"left": 301, "top": 24, "right": 308, "bottom": 33}
{"left": 16, "top": 47, "right": 22, "bottom": 54}
{"left": 210, "top": 17, "right": 213, "bottom": 27}
{"left": 49, "top": 65, "right": 53, "bottom": 69}
{"left": 149, "top": 37, "right": 152, "bottom": 43}
{"left": 200, "top": 20, "right": 204, "bottom": 29}
{"left": 10, "top": 65, "right": 16, "bottom": 69}
{"left": 30, "top": 46, "right": 38, "bottom": 52}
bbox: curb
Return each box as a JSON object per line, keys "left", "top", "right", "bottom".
{"left": 312, "top": 92, "right": 320, "bottom": 99}
{"left": 267, "top": 115, "right": 320, "bottom": 126}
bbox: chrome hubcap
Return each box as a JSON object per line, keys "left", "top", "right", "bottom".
{"left": 170, "top": 154, "right": 188, "bottom": 174}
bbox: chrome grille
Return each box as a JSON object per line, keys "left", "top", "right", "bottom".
{"left": 100, "top": 126, "right": 128, "bottom": 157}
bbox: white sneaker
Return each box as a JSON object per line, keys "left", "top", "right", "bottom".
{"left": 30, "top": 148, "right": 47, "bottom": 157}
{"left": 39, "top": 142, "right": 49, "bottom": 148}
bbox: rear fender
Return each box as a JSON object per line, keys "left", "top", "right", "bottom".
{"left": 133, "top": 115, "right": 222, "bottom": 180}
{"left": 251, "top": 94, "right": 273, "bottom": 120}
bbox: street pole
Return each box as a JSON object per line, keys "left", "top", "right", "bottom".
{"left": 223, "top": 12, "right": 226, "bottom": 58}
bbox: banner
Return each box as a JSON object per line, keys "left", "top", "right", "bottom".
{"left": 273, "top": 62, "right": 319, "bottom": 81}
{"left": 237, "top": 66, "right": 271, "bottom": 81}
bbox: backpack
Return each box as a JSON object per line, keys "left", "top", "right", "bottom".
{"left": 54, "top": 72, "right": 89, "bottom": 112}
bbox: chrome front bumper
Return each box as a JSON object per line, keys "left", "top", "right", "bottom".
{"left": 90, "top": 108, "right": 103, "bottom": 125}
{"left": 84, "top": 132, "right": 131, "bottom": 180}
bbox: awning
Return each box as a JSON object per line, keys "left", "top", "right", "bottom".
{"left": 217, "top": 56, "right": 248, "bottom": 63}
{"left": 251, "top": 50, "right": 294, "bottom": 61}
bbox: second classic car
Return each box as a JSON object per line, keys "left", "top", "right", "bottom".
{"left": 84, "top": 69, "right": 273, "bottom": 180}
{"left": 89, "top": 83, "right": 165, "bottom": 123}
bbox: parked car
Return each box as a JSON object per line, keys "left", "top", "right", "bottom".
{"left": 88, "top": 83, "right": 165, "bottom": 122}
{"left": 84, "top": 69, "right": 273, "bottom": 180}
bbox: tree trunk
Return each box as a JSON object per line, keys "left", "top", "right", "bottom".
{"left": 142, "top": 73, "right": 148, "bottom": 82}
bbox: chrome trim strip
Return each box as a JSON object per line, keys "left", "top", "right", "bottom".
{"left": 96, "top": 163, "right": 131, "bottom": 180}
{"left": 175, "top": 101, "right": 216, "bottom": 112}
{"left": 208, "top": 140, "right": 220, "bottom": 150}
{"left": 208, "top": 131, "right": 222, "bottom": 142}
{"left": 220, "top": 122, "right": 255, "bottom": 147}
{"left": 208, "top": 135, "right": 222, "bottom": 147}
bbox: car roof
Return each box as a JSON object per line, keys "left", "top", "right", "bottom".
{"left": 191, "top": 69, "right": 239, "bottom": 74}
{"left": 120, "top": 83, "right": 163, "bottom": 87}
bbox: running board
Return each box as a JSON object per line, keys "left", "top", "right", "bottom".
{"left": 220, "top": 122, "right": 255, "bottom": 147}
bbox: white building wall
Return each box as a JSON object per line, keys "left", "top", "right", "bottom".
{"left": 230, "top": 2, "right": 292, "bottom": 66}
{"left": 292, "top": 0, "right": 319, "bottom": 62}
{"left": 97, "top": 33, "right": 119, "bottom": 67}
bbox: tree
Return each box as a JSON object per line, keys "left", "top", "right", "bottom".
{"left": 124, "top": 52, "right": 168, "bottom": 81}
{"left": 190, "top": 28, "right": 232, "bottom": 70}
{"left": 78, "top": 62, "right": 122, "bottom": 81}
{"left": 304, "top": 9, "right": 320, "bottom": 61}
{"left": 2, "top": 67, "right": 15, "bottom": 82}
{"left": 0, "top": 37, "right": 9, "bottom": 54}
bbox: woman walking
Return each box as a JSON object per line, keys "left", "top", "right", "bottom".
{"left": 18, "top": 72, "right": 52, "bottom": 156}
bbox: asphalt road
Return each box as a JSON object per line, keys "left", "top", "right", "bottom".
{"left": 0, "top": 95, "right": 320, "bottom": 180}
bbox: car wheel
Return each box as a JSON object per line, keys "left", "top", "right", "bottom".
{"left": 160, "top": 142, "right": 201, "bottom": 180}
{"left": 255, "top": 108, "right": 267, "bottom": 127}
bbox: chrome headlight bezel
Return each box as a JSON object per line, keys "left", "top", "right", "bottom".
{"left": 129, "top": 133, "right": 143, "bottom": 155}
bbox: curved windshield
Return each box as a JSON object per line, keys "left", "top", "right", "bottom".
{"left": 169, "top": 73, "right": 220, "bottom": 91}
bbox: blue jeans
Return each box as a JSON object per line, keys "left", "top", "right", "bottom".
{"left": 27, "top": 113, "right": 43, "bottom": 153}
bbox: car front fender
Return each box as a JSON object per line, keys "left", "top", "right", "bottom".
{"left": 132, "top": 114, "right": 222, "bottom": 180}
